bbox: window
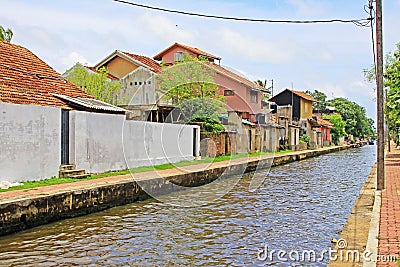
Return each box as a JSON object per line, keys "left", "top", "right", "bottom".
{"left": 224, "top": 90, "right": 234, "bottom": 96}
{"left": 134, "top": 82, "right": 138, "bottom": 85}
{"left": 148, "top": 81, "right": 151, "bottom": 85}
{"left": 139, "top": 82, "right": 142, "bottom": 85}
{"left": 174, "top": 51, "right": 184, "bottom": 62}
{"left": 130, "top": 82, "right": 133, "bottom": 86}
{"left": 250, "top": 91, "right": 258, "bottom": 103}
{"left": 143, "top": 81, "right": 146, "bottom": 85}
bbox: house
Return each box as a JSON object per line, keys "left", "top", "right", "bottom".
{"left": 153, "top": 42, "right": 221, "bottom": 65}
{"left": 75, "top": 50, "right": 175, "bottom": 122}
{"left": 0, "top": 40, "right": 200, "bottom": 182}
{"left": 0, "top": 40, "right": 125, "bottom": 181}
{"left": 308, "top": 116, "right": 334, "bottom": 147}
{"left": 269, "top": 89, "right": 321, "bottom": 149}
{"left": 268, "top": 89, "right": 317, "bottom": 122}
{"left": 153, "top": 42, "right": 270, "bottom": 123}
{"left": 93, "top": 50, "right": 161, "bottom": 105}
{"left": 0, "top": 41, "right": 125, "bottom": 114}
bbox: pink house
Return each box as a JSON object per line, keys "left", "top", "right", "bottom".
{"left": 153, "top": 43, "right": 268, "bottom": 123}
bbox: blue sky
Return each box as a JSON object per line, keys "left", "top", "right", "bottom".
{"left": 1, "top": 0, "right": 399, "bottom": 120}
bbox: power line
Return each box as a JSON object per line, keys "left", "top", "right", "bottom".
{"left": 367, "top": 0, "right": 377, "bottom": 78}
{"left": 112, "top": 0, "right": 372, "bottom": 27}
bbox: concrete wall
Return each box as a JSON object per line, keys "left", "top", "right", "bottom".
{"left": 119, "top": 67, "right": 157, "bottom": 106}
{"left": 0, "top": 103, "right": 200, "bottom": 181}
{"left": 0, "top": 103, "right": 61, "bottom": 182}
{"left": 70, "top": 111, "right": 200, "bottom": 173}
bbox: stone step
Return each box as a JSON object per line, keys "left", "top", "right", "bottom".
{"left": 69, "top": 174, "right": 89, "bottom": 179}
{"left": 59, "top": 164, "right": 76, "bottom": 171}
{"left": 59, "top": 169, "right": 86, "bottom": 178}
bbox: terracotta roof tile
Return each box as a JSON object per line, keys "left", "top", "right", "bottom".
{"left": 0, "top": 40, "right": 92, "bottom": 109}
{"left": 290, "top": 90, "right": 318, "bottom": 102}
{"left": 204, "top": 62, "right": 265, "bottom": 90}
{"left": 121, "top": 52, "right": 161, "bottom": 73}
{"left": 317, "top": 117, "right": 334, "bottom": 128}
{"left": 154, "top": 43, "right": 221, "bottom": 61}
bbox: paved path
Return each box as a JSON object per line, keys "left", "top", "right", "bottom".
{"left": 0, "top": 155, "right": 258, "bottom": 202}
{"left": 377, "top": 142, "right": 400, "bottom": 267}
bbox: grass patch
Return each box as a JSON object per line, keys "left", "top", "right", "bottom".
{"left": 0, "top": 150, "right": 293, "bottom": 193}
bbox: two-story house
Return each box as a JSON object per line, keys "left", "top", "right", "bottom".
{"left": 269, "top": 89, "right": 317, "bottom": 122}
{"left": 153, "top": 43, "right": 269, "bottom": 123}
{"left": 269, "top": 89, "right": 319, "bottom": 149}
{"left": 79, "top": 50, "right": 177, "bottom": 122}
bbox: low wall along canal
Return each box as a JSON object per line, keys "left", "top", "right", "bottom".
{"left": 0, "top": 145, "right": 377, "bottom": 266}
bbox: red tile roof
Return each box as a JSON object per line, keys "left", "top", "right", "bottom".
{"left": 0, "top": 40, "right": 92, "bottom": 109}
{"left": 290, "top": 89, "right": 318, "bottom": 102}
{"left": 269, "top": 89, "right": 318, "bottom": 103}
{"left": 84, "top": 66, "right": 120, "bottom": 80}
{"left": 317, "top": 117, "right": 334, "bottom": 128}
{"left": 153, "top": 43, "right": 221, "bottom": 61}
{"left": 204, "top": 62, "right": 265, "bottom": 90}
{"left": 121, "top": 52, "right": 161, "bottom": 73}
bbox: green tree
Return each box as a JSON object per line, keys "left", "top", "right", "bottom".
{"left": 64, "top": 63, "right": 121, "bottom": 104}
{"left": 364, "top": 42, "right": 400, "bottom": 143}
{"left": 383, "top": 43, "right": 400, "bottom": 143}
{"left": 0, "top": 26, "right": 13, "bottom": 42}
{"left": 327, "top": 97, "right": 374, "bottom": 138}
{"left": 158, "top": 53, "right": 223, "bottom": 104}
{"left": 255, "top": 79, "right": 271, "bottom": 100}
{"left": 305, "top": 89, "right": 327, "bottom": 111}
{"left": 157, "top": 53, "right": 226, "bottom": 129}
{"left": 322, "top": 113, "right": 347, "bottom": 144}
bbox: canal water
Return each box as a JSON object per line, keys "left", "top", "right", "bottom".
{"left": 0, "top": 146, "right": 376, "bottom": 266}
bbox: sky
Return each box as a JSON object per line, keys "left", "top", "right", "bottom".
{"left": 1, "top": 0, "right": 399, "bottom": 121}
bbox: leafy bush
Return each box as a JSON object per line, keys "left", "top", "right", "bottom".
{"left": 192, "top": 117, "right": 225, "bottom": 133}
{"left": 299, "top": 134, "right": 311, "bottom": 148}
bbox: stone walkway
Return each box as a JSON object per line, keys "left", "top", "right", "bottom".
{"left": 377, "top": 143, "right": 400, "bottom": 267}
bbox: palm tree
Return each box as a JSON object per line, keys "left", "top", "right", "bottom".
{"left": 0, "top": 26, "right": 13, "bottom": 42}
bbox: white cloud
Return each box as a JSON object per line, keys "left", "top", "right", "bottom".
{"left": 61, "top": 52, "right": 90, "bottom": 68}
{"left": 216, "top": 28, "right": 297, "bottom": 63}
{"left": 137, "top": 12, "right": 195, "bottom": 44}
{"left": 317, "top": 49, "right": 334, "bottom": 61}
{"left": 285, "top": 0, "right": 327, "bottom": 17}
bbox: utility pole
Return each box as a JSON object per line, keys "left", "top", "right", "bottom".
{"left": 271, "top": 79, "right": 274, "bottom": 97}
{"left": 376, "top": 0, "right": 385, "bottom": 190}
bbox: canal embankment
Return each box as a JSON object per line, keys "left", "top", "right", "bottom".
{"left": 328, "top": 143, "right": 400, "bottom": 267}
{"left": 0, "top": 145, "right": 350, "bottom": 237}
{"left": 328, "top": 163, "right": 378, "bottom": 267}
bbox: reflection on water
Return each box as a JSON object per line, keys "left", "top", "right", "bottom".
{"left": 0, "top": 146, "right": 376, "bottom": 266}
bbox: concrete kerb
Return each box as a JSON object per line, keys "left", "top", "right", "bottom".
{"left": 364, "top": 189, "right": 381, "bottom": 267}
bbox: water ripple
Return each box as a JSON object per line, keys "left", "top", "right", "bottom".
{"left": 0, "top": 146, "right": 376, "bottom": 266}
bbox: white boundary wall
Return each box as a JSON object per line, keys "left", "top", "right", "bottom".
{"left": 0, "top": 103, "right": 200, "bottom": 182}
{"left": 0, "top": 102, "right": 61, "bottom": 182}
{"left": 70, "top": 111, "right": 200, "bottom": 174}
